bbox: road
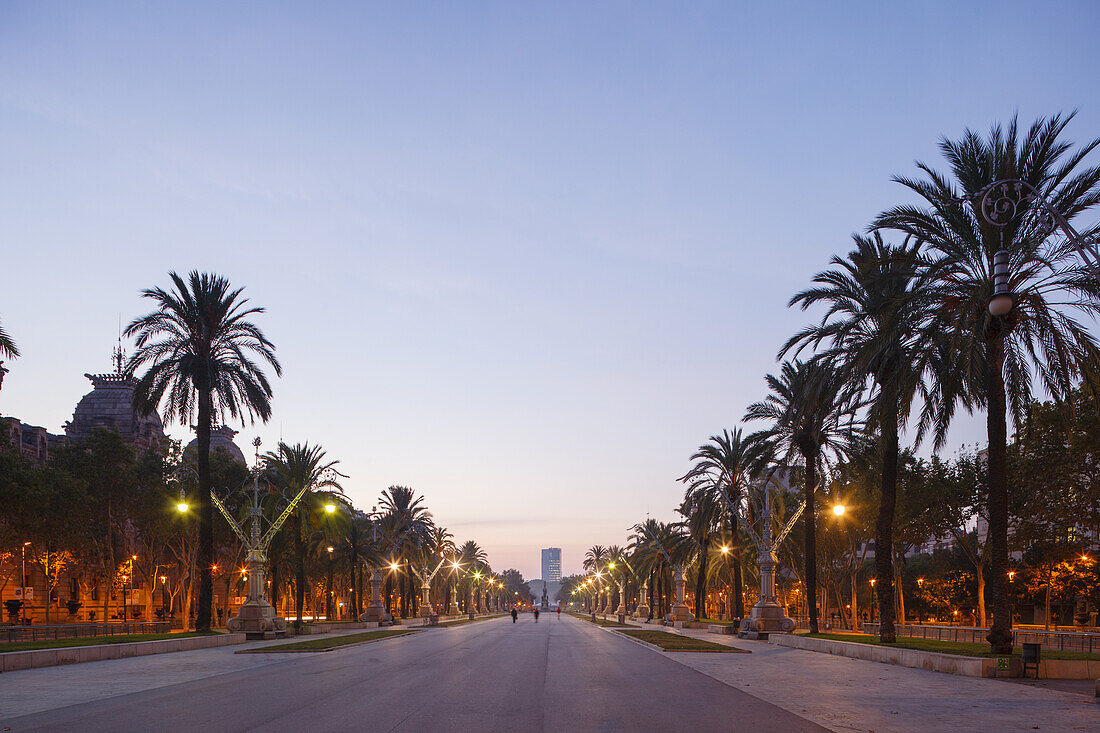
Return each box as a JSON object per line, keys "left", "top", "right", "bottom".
{"left": 3, "top": 614, "right": 822, "bottom": 732}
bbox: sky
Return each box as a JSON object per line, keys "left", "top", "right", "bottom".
{"left": 2, "top": 1, "right": 1098, "bottom": 580}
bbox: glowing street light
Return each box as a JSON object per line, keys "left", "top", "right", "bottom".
{"left": 177, "top": 501, "right": 189, "bottom": 513}
{"left": 720, "top": 546, "right": 730, "bottom": 554}
{"left": 389, "top": 562, "right": 399, "bottom": 571}
{"left": 324, "top": 502, "right": 336, "bottom": 514}
{"left": 832, "top": 504, "right": 846, "bottom": 517}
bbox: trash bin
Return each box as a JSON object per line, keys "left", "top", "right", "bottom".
{"left": 1022, "top": 642, "right": 1041, "bottom": 679}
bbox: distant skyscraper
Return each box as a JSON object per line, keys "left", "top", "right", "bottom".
{"left": 541, "top": 547, "right": 561, "bottom": 581}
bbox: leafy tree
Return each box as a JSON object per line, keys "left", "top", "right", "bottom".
{"left": 126, "top": 271, "right": 281, "bottom": 632}
{"left": 876, "top": 114, "right": 1100, "bottom": 651}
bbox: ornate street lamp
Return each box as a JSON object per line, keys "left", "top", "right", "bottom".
{"left": 964, "top": 178, "right": 1100, "bottom": 315}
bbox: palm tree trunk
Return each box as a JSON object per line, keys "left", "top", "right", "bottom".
{"left": 293, "top": 513, "right": 306, "bottom": 627}
{"left": 350, "top": 546, "right": 359, "bottom": 618}
{"left": 195, "top": 387, "right": 214, "bottom": 633}
{"left": 804, "top": 453, "right": 820, "bottom": 634}
{"left": 876, "top": 385, "right": 900, "bottom": 642}
{"left": 694, "top": 539, "right": 709, "bottom": 620}
{"left": 270, "top": 559, "right": 280, "bottom": 616}
{"left": 731, "top": 546, "right": 744, "bottom": 619}
{"left": 985, "top": 332, "right": 1013, "bottom": 653}
{"left": 976, "top": 563, "right": 986, "bottom": 627}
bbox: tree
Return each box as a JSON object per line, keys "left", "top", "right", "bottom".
{"left": 378, "top": 485, "right": 434, "bottom": 617}
{"left": 785, "top": 234, "right": 929, "bottom": 641}
{"left": 876, "top": 114, "right": 1100, "bottom": 651}
{"left": 679, "top": 429, "right": 758, "bottom": 620}
{"left": 262, "top": 442, "right": 343, "bottom": 628}
{"left": 745, "top": 359, "right": 865, "bottom": 633}
{"left": 126, "top": 271, "right": 280, "bottom": 632}
{"left": 0, "top": 316, "right": 18, "bottom": 359}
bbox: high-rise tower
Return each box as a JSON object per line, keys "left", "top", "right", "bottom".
{"left": 541, "top": 547, "right": 561, "bottom": 581}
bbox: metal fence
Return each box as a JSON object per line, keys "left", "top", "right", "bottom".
{"left": 861, "top": 622, "right": 1100, "bottom": 654}
{"left": 0, "top": 622, "right": 170, "bottom": 644}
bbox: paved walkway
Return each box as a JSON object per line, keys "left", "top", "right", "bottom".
{"left": 609, "top": 617, "right": 1100, "bottom": 732}
{"left": 3, "top": 615, "right": 1097, "bottom": 732}
{"left": 1, "top": 615, "right": 821, "bottom": 732}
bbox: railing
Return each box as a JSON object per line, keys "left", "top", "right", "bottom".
{"left": 861, "top": 622, "right": 1100, "bottom": 654}
{"left": 0, "top": 622, "right": 171, "bottom": 645}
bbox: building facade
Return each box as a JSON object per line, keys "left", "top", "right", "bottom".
{"left": 541, "top": 547, "right": 561, "bottom": 582}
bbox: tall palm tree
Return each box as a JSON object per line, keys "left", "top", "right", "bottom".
{"left": 627, "top": 521, "right": 680, "bottom": 616}
{"left": 0, "top": 317, "right": 17, "bottom": 360}
{"left": 262, "top": 441, "right": 343, "bottom": 628}
{"left": 678, "top": 490, "right": 720, "bottom": 620}
{"left": 379, "top": 485, "right": 434, "bottom": 616}
{"left": 876, "top": 114, "right": 1100, "bottom": 652}
{"left": 679, "top": 429, "right": 758, "bottom": 619}
{"left": 332, "top": 509, "right": 377, "bottom": 618}
{"left": 0, "top": 317, "right": 16, "bottom": 392}
{"left": 126, "top": 271, "right": 280, "bottom": 631}
{"left": 744, "top": 359, "right": 864, "bottom": 633}
{"left": 783, "top": 234, "right": 929, "bottom": 642}
{"left": 582, "top": 545, "right": 608, "bottom": 611}
{"left": 457, "top": 540, "right": 488, "bottom": 612}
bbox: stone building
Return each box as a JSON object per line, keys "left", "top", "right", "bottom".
{"left": 0, "top": 417, "right": 63, "bottom": 462}
{"left": 184, "top": 425, "right": 248, "bottom": 465}
{"left": 64, "top": 358, "right": 166, "bottom": 452}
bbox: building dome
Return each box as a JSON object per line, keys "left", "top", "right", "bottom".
{"left": 65, "top": 372, "right": 166, "bottom": 451}
{"left": 185, "top": 425, "right": 247, "bottom": 465}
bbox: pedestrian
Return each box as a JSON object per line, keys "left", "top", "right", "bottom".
{"left": 556, "top": 607, "right": 561, "bottom": 620}
{"left": 534, "top": 608, "right": 540, "bottom": 623}
{"left": 511, "top": 608, "right": 518, "bottom": 623}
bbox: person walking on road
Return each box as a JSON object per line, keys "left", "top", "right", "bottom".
{"left": 534, "top": 608, "right": 540, "bottom": 623}
{"left": 556, "top": 607, "right": 561, "bottom": 620}
{"left": 511, "top": 608, "right": 518, "bottom": 623}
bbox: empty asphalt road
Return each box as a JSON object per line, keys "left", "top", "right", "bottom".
{"left": 4, "top": 615, "right": 823, "bottom": 732}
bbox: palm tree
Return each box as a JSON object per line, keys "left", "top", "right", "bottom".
{"left": 332, "top": 509, "right": 377, "bottom": 618}
{"left": 678, "top": 491, "right": 720, "bottom": 620}
{"left": 262, "top": 442, "right": 343, "bottom": 628}
{"left": 379, "top": 485, "right": 434, "bottom": 617}
{"left": 628, "top": 520, "right": 689, "bottom": 618}
{"left": 582, "top": 545, "right": 609, "bottom": 611}
{"left": 0, "top": 317, "right": 17, "bottom": 360}
{"left": 126, "top": 271, "right": 280, "bottom": 631}
{"left": 783, "top": 234, "right": 929, "bottom": 642}
{"left": 744, "top": 359, "right": 864, "bottom": 633}
{"left": 876, "top": 114, "right": 1100, "bottom": 652}
{"left": 679, "top": 429, "right": 758, "bottom": 620}
{"left": 456, "top": 540, "right": 488, "bottom": 612}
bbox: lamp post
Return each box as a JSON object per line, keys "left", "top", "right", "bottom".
{"left": 217, "top": 438, "right": 343, "bottom": 638}
{"left": 358, "top": 506, "right": 389, "bottom": 624}
{"left": 326, "top": 546, "right": 334, "bottom": 621}
{"left": 964, "top": 178, "right": 1100, "bottom": 316}
{"left": 20, "top": 541, "right": 30, "bottom": 620}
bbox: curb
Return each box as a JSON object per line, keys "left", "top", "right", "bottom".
{"left": 0, "top": 633, "right": 246, "bottom": 672}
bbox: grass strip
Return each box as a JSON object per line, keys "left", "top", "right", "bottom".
{"left": 804, "top": 632, "right": 1100, "bottom": 661}
{"left": 617, "top": 629, "right": 748, "bottom": 653}
{"left": 437, "top": 615, "right": 500, "bottom": 628}
{"left": 0, "top": 632, "right": 218, "bottom": 653}
{"left": 237, "top": 629, "right": 415, "bottom": 653}
{"left": 568, "top": 612, "right": 628, "bottom": 628}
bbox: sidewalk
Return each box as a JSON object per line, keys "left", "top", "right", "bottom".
{"left": 0, "top": 625, "right": 420, "bottom": 720}
{"left": 603, "top": 616, "right": 1099, "bottom": 732}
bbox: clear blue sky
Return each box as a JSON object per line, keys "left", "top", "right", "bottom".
{"left": 2, "top": 1, "right": 1097, "bottom": 579}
